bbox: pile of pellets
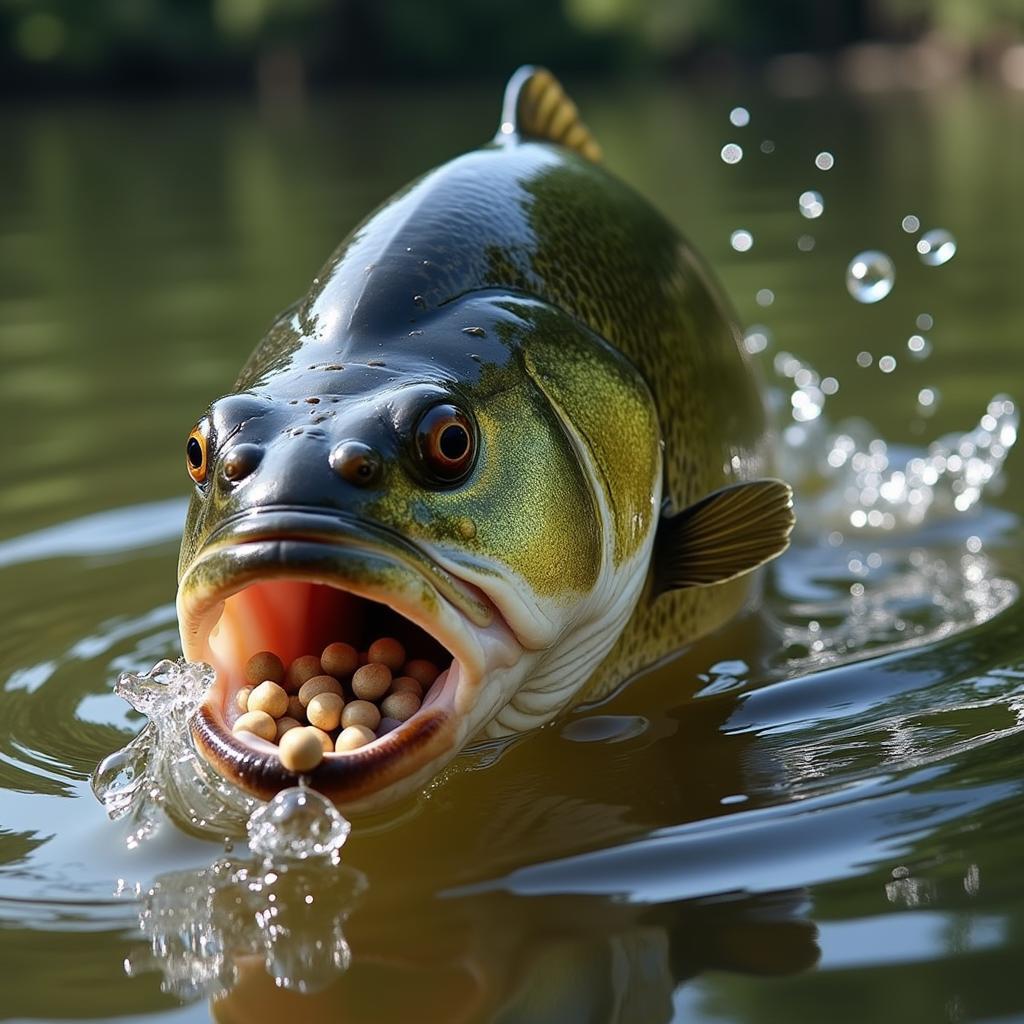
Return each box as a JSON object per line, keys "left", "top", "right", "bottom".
{"left": 231, "top": 638, "right": 440, "bottom": 773}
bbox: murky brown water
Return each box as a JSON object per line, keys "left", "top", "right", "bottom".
{"left": 3, "top": 82, "right": 1024, "bottom": 1022}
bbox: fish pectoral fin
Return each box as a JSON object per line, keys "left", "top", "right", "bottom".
{"left": 653, "top": 479, "right": 795, "bottom": 594}
{"left": 497, "top": 65, "right": 603, "bottom": 163}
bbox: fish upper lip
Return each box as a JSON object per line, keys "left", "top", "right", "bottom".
{"left": 195, "top": 505, "right": 495, "bottom": 629}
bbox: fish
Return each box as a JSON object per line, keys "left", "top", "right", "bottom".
{"left": 175, "top": 66, "right": 794, "bottom": 812}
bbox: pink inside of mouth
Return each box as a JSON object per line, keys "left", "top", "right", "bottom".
{"left": 205, "top": 580, "right": 454, "bottom": 750}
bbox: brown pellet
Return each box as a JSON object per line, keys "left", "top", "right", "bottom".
{"left": 367, "top": 636, "right": 406, "bottom": 671}
{"left": 232, "top": 710, "right": 276, "bottom": 741}
{"left": 245, "top": 651, "right": 284, "bottom": 686}
{"left": 403, "top": 659, "right": 440, "bottom": 688}
{"left": 352, "top": 662, "right": 392, "bottom": 701}
{"left": 335, "top": 724, "right": 376, "bottom": 752}
{"left": 235, "top": 687, "right": 254, "bottom": 713}
{"left": 390, "top": 676, "right": 423, "bottom": 699}
{"left": 286, "top": 695, "right": 305, "bottom": 720}
{"left": 247, "top": 680, "right": 289, "bottom": 719}
{"left": 321, "top": 641, "right": 359, "bottom": 678}
{"left": 279, "top": 727, "right": 325, "bottom": 772}
{"left": 275, "top": 716, "right": 303, "bottom": 741}
{"left": 380, "top": 690, "right": 421, "bottom": 722}
{"left": 299, "top": 674, "right": 343, "bottom": 707}
{"left": 307, "top": 726, "right": 335, "bottom": 752}
{"left": 284, "top": 654, "right": 323, "bottom": 693}
{"left": 306, "top": 691, "right": 344, "bottom": 731}
{"left": 341, "top": 699, "right": 381, "bottom": 731}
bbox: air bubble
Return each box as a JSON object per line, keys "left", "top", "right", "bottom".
{"left": 756, "top": 288, "right": 775, "bottom": 307}
{"left": 743, "top": 325, "right": 770, "bottom": 354}
{"left": 814, "top": 151, "right": 835, "bottom": 170}
{"left": 799, "top": 190, "right": 824, "bottom": 219}
{"left": 856, "top": 351, "right": 873, "bottom": 368}
{"left": 901, "top": 215, "right": 921, "bottom": 233}
{"left": 879, "top": 355, "right": 897, "bottom": 373}
{"left": 917, "top": 229, "right": 957, "bottom": 266}
{"left": 916, "top": 313, "right": 934, "bottom": 330}
{"left": 797, "top": 234, "right": 816, "bottom": 252}
{"left": 729, "top": 106, "right": 750, "bottom": 127}
{"left": 760, "top": 139, "right": 775, "bottom": 154}
{"left": 907, "top": 334, "right": 932, "bottom": 359}
{"left": 846, "top": 250, "right": 895, "bottom": 303}
{"left": 731, "top": 229, "right": 754, "bottom": 252}
{"left": 721, "top": 143, "right": 743, "bottom": 165}
{"left": 917, "top": 387, "right": 939, "bottom": 413}
{"left": 822, "top": 377, "right": 839, "bottom": 395}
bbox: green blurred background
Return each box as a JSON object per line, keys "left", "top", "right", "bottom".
{"left": 5, "top": 0, "right": 1024, "bottom": 94}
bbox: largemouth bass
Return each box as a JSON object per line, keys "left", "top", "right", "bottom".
{"left": 176, "top": 67, "right": 794, "bottom": 812}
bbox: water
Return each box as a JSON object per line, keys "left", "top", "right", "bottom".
{"left": 847, "top": 249, "right": 896, "bottom": 303}
{"left": 3, "top": 83, "right": 1024, "bottom": 1022}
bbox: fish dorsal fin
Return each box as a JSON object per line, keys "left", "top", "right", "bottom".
{"left": 497, "top": 65, "right": 603, "bottom": 163}
{"left": 654, "top": 479, "right": 795, "bottom": 594}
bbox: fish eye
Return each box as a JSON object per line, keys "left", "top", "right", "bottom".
{"left": 186, "top": 422, "right": 210, "bottom": 485}
{"left": 416, "top": 403, "right": 476, "bottom": 483}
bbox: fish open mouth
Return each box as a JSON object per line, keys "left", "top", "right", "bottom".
{"left": 176, "top": 508, "right": 522, "bottom": 810}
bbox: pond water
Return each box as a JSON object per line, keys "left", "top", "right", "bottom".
{"left": 2, "top": 81, "right": 1024, "bottom": 1023}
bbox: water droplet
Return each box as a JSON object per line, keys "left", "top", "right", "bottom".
{"left": 917, "top": 387, "right": 939, "bottom": 413}
{"left": 730, "top": 229, "right": 754, "bottom": 252}
{"left": 729, "top": 106, "right": 750, "bottom": 127}
{"left": 916, "top": 228, "right": 957, "bottom": 266}
{"left": 743, "top": 325, "right": 770, "bottom": 354}
{"left": 814, "top": 151, "right": 835, "bottom": 170}
{"left": 798, "top": 190, "right": 824, "bottom": 218}
{"left": 907, "top": 334, "right": 932, "bottom": 359}
{"left": 797, "top": 234, "right": 816, "bottom": 252}
{"left": 916, "top": 313, "right": 934, "bottom": 330}
{"left": 846, "top": 250, "right": 895, "bottom": 303}
{"left": 760, "top": 139, "right": 776, "bottom": 154}
{"left": 721, "top": 143, "right": 743, "bottom": 164}
{"left": 856, "top": 351, "right": 873, "bottom": 367}
{"left": 901, "top": 214, "right": 920, "bottom": 233}
{"left": 247, "top": 788, "right": 351, "bottom": 862}
{"left": 756, "top": 288, "right": 775, "bottom": 307}
{"left": 879, "top": 355, "right": 897, "bottom": 374}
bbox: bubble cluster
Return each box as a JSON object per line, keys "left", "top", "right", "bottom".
{"left": 846, "top": 250, "right": 895, "bottom": 303}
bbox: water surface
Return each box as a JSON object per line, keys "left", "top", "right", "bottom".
{"left": 2, "top": 82, "right": 1024, "bottom": 1023}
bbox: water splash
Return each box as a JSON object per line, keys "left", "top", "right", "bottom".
{"left": 91, "top": 659, "right": 257, "bottom": 844}
{"left": 125, "top": 852, "right": 367, "bottom": 1000}
{"left": 248, "top": 787, "right": 351, "bottom": 861}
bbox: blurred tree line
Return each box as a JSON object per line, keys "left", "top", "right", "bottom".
{"left": 4, "top": 0, "right": 1024, "bottom": 92}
